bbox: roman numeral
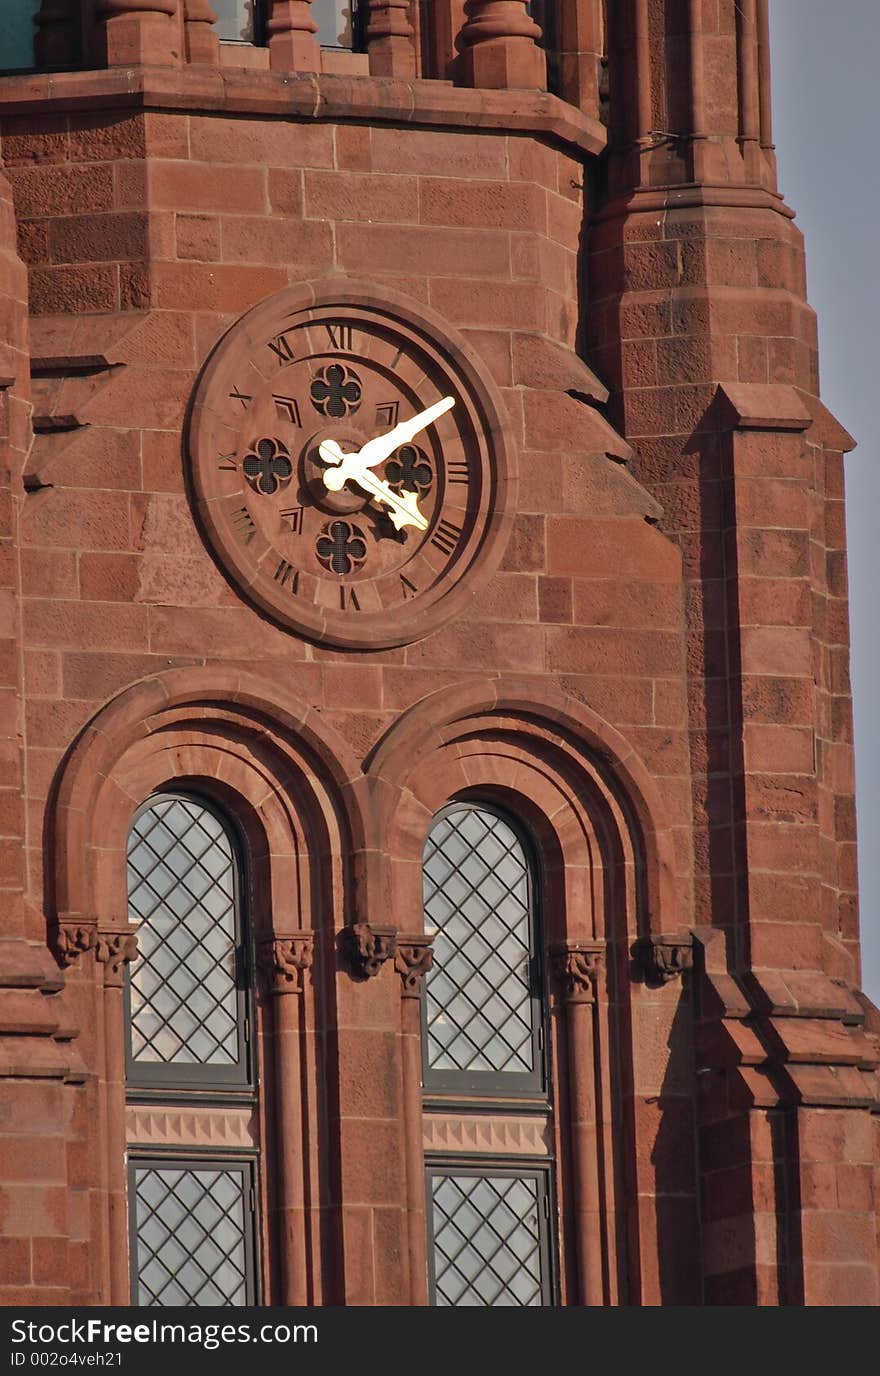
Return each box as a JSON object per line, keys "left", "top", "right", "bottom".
{"left": 389, "top": 345, "right": 404, "bottom": 370}
{"left": 324, "top": 322, "right": 354, "bottom": 352}
{"left": 229, "top": 386, "right": 252, "bottom": 409}
{"left": 430, "top": 518, "right": 461, "bottom": 557}
{"left": 274, "top": 559, "right": 299, "bottom": 594}
{"left": 267, "top": 332, "right": 296, "bottom": 365}
{"left": 339, "top": 586, "right": 361, "bottom": 611}
{"left": 399, "top": 574, "right": 418, "bottom": 600}
{"left": 231, "top": 506, "right": 257, "bottom": 545}
{"left": 216, "top": 452, "right": 237, "bottom": 471}
{"left": 273, "top": 395, "right": 302, "bottom": 426}
{"left": 446, "top": 461, "right": 469, "bottom": 485}
{"left": 279, "top": 506, "right": 305, "bottom": 535}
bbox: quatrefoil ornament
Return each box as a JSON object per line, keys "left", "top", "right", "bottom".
{"left": 242, "top": 436, "right": 293, "bottom": 496}
{"left": 310, "top": 363, "right": 362, "bottom": 419}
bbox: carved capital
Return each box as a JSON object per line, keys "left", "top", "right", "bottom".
{"left": 635, "top": 934, "right": 694, "bottom": 987}
{"left": 56, "top": 921, "right": 97, "bottom": 968}
{"left": 550, "top": 943, "right": 603, "bottom": 1004}
{"left": 95, "top": 929, "right": 140, "bottom": 987}
{"left": 394, "top": 935, "right": 434, "bottom": 997}
{"left": 340, "top": 923, "right": 397, "bottom": 981}
{"left": 258, "top": 933, "right": 314, "bottom": 994}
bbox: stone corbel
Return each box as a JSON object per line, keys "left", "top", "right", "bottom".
{"left": 550, "top": 941, "right": 604, "bottom": 1004}
{"left": 56, "top": 919, "right": 97, "bottom": 968}
{"left": 339, "top": 922, "right": 397, "bottom": 981}
{"left": 95, "top": 929, "right": 140, "bottom": 987}
{"left": 394, "top": 934, "right": 434, "bottom": 997}
{"left": 634, "top": 933, "right": 694, "bottom": 987}
{"left": 258, "top": 933, "right": 314, "bottom": 995}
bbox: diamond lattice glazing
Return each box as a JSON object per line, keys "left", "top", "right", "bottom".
{"left": 430, "top": 1173, "right": 546, "bottom": 1306}
{"left": 132, "top": 1164, "right": 250, "bottom": 1307}
{"left": 423, "top": 807, "right": 534, "bottom": 1074}
{"left": 127, "top": 797, "right": 239, "bottom": 1066}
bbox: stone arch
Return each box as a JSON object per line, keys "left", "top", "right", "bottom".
{"left": 48, "top": 665, "right": 364, "bottom": 940}
{"left": 45, "top": 665, "right": 365, "bottom": 1307}
{"left": 367, "top": 674, "right": 684, "bottom": 945}
{"left": 367, "top": 675, "right": 690, "bottom": 1306}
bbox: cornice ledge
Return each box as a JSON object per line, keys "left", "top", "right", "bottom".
{"left": 0, "top": 68, "right": 606, "bottom": 158}
{"left": 593, "top": 181, "right": 796, "bottom": 224}
{"left": 713, "top": 382, "right": 812, "bottom": 433}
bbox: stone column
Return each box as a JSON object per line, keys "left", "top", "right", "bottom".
{"left": 95, "top": 928, "right": 139, "bottom": 1307}
{"left": 394, "top": 935, "right": 434, "bottom": 1306}
{"left": 365, "top": 1, "right": 417, "bottom": 78}
{"left": 182, "top": 0, "right": 220, "bottom": 64}
{"left": 259, "top": 934, "right": 314, "bottom": 1305}
{"left": 265, "top": 0, "right": 321, "bottom": 72}
{"left": 34, "top": 0, "right": 81, "bottom": 67}
{"left": 456, "top": 1, "right": 546, "bottom": 90}
{"left": 94, "top": 0, "right": 181, "bottom": 66}
{"left": 551, "top": 942, "right": 604, "bottom": 1306}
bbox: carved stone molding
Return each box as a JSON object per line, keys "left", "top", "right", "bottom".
{"left": 635, "top": 934, "right": 694, "bottom": 987}
{"left": 95, "top": 929, "right": 140, "bottom": 987}
{"left": 126, "top": 1104, "right": 257, "bottom": 1150}
{"left": 339, "top": 923, "right": 397, "bottom": 981}
{"left": 550, "top": 942, "right": 604, "bottom": 1004}
{"left": 56, "top": 921, "right": 96, "bottom": 967}
{"left": 423, "top": 1112, "right": 551, "bottom": 1157}
{"left": 394, "top": 934, "right": 434, "bottom": 997}
{"left": 258, "top": 932, "right": 314, "bottom": 994}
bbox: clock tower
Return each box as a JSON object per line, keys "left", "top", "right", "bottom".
{"left": 0, "top": 1, "right": 876, "bottom": 1308}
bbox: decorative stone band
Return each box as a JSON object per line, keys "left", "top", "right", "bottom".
{"left": 634, "top": 933, "right": 695, "bottom": 987}
{"left": 95, "top": 929, "right": 140, "bottom": 987}
{"left": 257, "top": 932, "right": 314, "bottom": 995}
{"left": 550, "top": 942, "right": 604, "bottom": 1004}
{"left": 339, "top": 922, "right": 397, "bottom": 981}
{"left": 394, "top": 934, "right": 434, "bottom": 998}
{"left": 126, "top": 1104, "right": 257, "bottom": 1151}
{"left": 423, "top": 1112, "right": 551, "bottom": 1157}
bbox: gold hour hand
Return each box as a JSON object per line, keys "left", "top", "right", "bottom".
{"left": 319, "top": 439, "right": 428, "bottom": 532}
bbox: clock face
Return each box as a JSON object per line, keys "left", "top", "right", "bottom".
{"left": 187, "top": 283, "right": 516, "bottom": 649}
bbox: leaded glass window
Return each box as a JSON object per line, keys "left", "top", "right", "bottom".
{"left": 129, "top": 1160, "right": 257, "bottom": 1307}
{"left": 125, "top": 794, "right": 250, "bottom": 1088}
{"left": 125, "top": 793, "right": 259, "bottom": 1307}
{"left": 427, "top": 1168, "right": 553, "bottom": 1307}
{"left": 422, "top": 803, "right": 545, "bottom": 1095}
{"left": 0, "top": 0, "right": 38, "bottom": 71}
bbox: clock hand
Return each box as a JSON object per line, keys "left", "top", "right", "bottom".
{"left": 352, "top": 396, "right": 456, "bottom": 470}
{"left": 319, "top": 439, "right": 428, "bottom": 532}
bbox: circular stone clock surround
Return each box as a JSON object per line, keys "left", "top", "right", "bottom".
{"left": 186, "top": 279, "right": 518, "bottom": 650}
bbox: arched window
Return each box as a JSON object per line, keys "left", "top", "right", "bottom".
{"left": 125, "top": 794, "right": 259, "bottom": 1307}
{"left": 422, "top": 802, "right": 556, "bottom": 1307}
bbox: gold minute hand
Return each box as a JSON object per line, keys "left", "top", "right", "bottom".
{"left": 353, "top": 396, "right": 456, "bottom": 470}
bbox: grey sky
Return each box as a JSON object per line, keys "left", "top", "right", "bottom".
{"left": 770, "top": 1, "right": 880, "bottom": 1003}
